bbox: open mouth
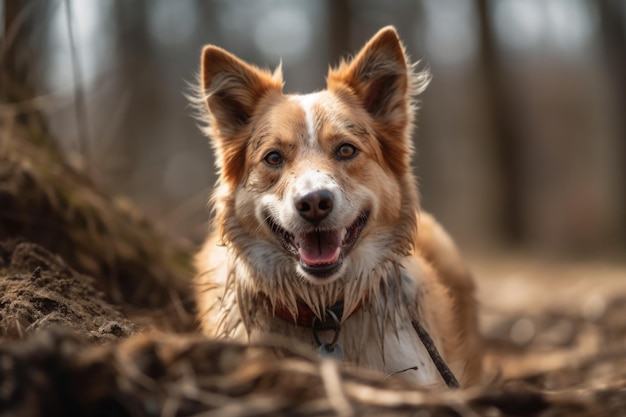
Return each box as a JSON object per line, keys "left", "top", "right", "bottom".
{"left": 266, "top": 212, "right": 369, "bottom": 279}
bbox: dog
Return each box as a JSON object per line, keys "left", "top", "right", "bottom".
{"left": 194, "top": 26, "right": 482, "bottom": 387}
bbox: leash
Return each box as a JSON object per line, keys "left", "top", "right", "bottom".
{"left": 411, "top": 319, "right": 460, "bottom": 388}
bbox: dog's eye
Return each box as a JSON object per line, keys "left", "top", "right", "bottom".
{"left": 336, "top": 144, "right": 358, "bottom": 160}
{"left": 264, "top": 151, "right": 284, "bottom": 166}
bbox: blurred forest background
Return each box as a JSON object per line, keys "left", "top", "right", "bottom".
{"left": 2, "top": 0, "right": 625, "bottom": 260}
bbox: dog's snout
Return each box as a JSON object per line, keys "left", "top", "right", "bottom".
{"left": 295, "top": 190, "right": 334, "bottom": 223}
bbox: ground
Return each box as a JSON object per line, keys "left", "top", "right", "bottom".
{"left": 1, "top": 237, "right": 626, "bottom": 416}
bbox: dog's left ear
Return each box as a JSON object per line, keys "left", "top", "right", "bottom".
{"left": 327, "top": 27, "right": 409, "bottom": 120}
{"left": 327, "top": 26, "right": 430, "bottom": 174}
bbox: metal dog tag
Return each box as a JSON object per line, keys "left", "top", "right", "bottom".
{"left": 318, "top": 342, "right": 343, "bottom": 360}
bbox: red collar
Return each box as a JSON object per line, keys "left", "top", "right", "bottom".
{"left": 274, "top": 297, "right": 366, "bottom": 329}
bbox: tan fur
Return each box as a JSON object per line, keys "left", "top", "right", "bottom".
{"left": 194, "top": 26, "right": 482, "bottom": 387}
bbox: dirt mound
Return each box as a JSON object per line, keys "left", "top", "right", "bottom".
{"left": 0, "top": 134, "right": 195, "bottom": 331}
{"left": 0, "top": 240, "right": 136, "bottom": 341}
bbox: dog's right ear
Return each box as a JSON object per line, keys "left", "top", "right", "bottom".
{"left": 201, "top": 46, "right": 283, "bottom": 137}
{"left": 201, "top": 46, "right": 282, "bottom": 185}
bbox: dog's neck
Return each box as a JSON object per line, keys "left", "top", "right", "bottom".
{"left": 273, "top": 296, "right": 369, "bottom": 328}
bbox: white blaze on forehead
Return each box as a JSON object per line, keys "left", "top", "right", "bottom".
{"left": 290, "top": 93, "right": 323, "bottom": 145}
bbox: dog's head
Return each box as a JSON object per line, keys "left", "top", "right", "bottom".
{"left": 199, "top": 27, "right": 429, "bottom": 294}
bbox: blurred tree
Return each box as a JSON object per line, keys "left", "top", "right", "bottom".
{"left": 111, "top": 0, "right": 153, "bottom": 155}
{"left": 2, "top": 0, "right": 52, "bottom": 147}
{"left": 109, "top": 0, "right": 167, "bottom": 194}
{"left": 329, "top": 0, "right": 351, "bottom": 59}
{"left": 476, "top": 0, "right": 524, "bottom": 245}
{"left": 598, "top": 0, "right": 626, "bottom": 247}
{"left": 3, "top": 0, "right": 30, "bottom": 103}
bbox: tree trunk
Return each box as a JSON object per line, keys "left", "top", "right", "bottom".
{"left": 597, "top": 0, "right": 626, "bottom": 247}
{"left": 476, "top": 0, "right": 524, "bottom": 244}
{"left": 329, "top": 0, "right": 351, "bottom": 59}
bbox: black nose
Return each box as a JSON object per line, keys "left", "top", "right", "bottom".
{"left": 295, "top": 190, "right": 334, "bottom": 223}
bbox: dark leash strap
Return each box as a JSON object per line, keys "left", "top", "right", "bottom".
{"left": 400, "top": 268, "right": 461, "bottom": 389}
{"left": 411, "top": 319, "right": 460, "bottom": 388}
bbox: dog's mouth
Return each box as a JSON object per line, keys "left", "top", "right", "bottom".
{"left": 267, "top": 212, "right": 369, "bottom": 279}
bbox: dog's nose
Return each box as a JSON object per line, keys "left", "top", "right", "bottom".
{"left": 295, "top": 190, "right": 334, "bottom": 223}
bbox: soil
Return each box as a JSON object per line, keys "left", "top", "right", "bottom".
{"left": 0, "top": 239, "right": 136, "bottom": 341}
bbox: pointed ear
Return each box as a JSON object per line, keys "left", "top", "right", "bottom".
{"left": 327, "top": 26, "right": 428, "bottom": 125}
{"left": 200, "top": 46, "right": 282, "bottom": 186}
{"left": 201, "top": 46, "right": 283, "bottom": 136}
{"left": 327, "top": 27, "right": 430, "bottom": 175}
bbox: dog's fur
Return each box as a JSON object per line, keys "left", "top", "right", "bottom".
{"left": 194, "top": 27, "right": 482, "bottom": 387}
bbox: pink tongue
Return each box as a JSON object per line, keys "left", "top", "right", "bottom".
{"left": 297, "top": 230, "right": 342, "bottom": 266}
